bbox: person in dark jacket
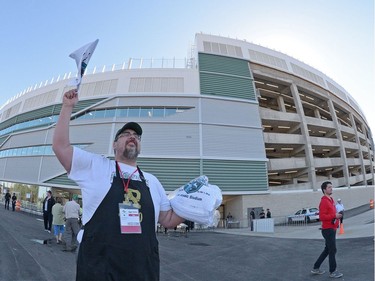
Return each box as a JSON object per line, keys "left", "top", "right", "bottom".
{"left": 4, "top": 191, "right": 11, "bottom": 210}
{"left": 11, "top": 193, "right": 17, "bottom": 211}
{"left": 266, "top": 208, "right": 271, "bottom": 218}
{"left": 42, "top": 190, "right": 55, "bottom": 233}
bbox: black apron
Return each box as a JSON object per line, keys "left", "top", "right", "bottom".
{"left": 76, "top": 162, "right": 159, "bottom": 281}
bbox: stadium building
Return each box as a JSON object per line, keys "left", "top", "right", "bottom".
{"left": 0, "top": 33, "right": 373, "bottom": 224}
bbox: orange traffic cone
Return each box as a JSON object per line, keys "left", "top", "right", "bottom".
{"left": 339, "top": 222, "right": 344, "bottom": 235}
{"left": 16, "top": 200, "right": 22, "bottom": 211}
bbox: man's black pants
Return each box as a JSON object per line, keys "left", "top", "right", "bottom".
{"left": 313, "top": 228, "right": 337, "bottom": 273}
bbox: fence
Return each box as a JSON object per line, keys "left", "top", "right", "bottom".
{"left": 19, "top": 200, "right": 43, "bottom": 216}
{"left": 218, "top": 216, "right": 314, "bottom": 229}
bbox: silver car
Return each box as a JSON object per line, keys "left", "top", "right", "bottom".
{"left": 287, "top": 208, "right": 319, "bottom": 223}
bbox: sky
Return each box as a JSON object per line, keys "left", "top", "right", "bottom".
{"left": 0, "top": 0, "right": 374, "bottom": 134}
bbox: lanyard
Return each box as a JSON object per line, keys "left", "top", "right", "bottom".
{"left": 116, "top": 162, "right": 138, "bottom": 193}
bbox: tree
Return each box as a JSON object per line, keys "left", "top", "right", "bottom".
{"left": 12, "top": 183, "right": 38, "bottom": 202}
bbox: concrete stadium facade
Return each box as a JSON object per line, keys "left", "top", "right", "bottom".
{"left": 0, "top": 33, "right": 373, "bottom": 222}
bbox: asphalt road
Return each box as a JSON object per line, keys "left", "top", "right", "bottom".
{"left": 0, "top": 207, "right": 373, "bottom": 281}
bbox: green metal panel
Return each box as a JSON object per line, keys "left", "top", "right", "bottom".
{"left": 51, "top": 98, "right": 105, "bottom": 115}
{"left": 45, "top": 158, "right": 268, "bottom": 193}
{"left": 45, "top": 158, "right": 201, "bottom": 191}
{"left": 141, "top": 158, "right": 268, "bottom": 192}
{"left": 137, "top": 158, "right": 201, "bottom": 191}
{"left": 200, "top": 72, "right": 255, "bottom": 100}
{"left": 0, "top": 98, "right": 105, "bottom": 131}
{"left": 0, "top": 116, "right": 19, "bottom": 131}
{"left": 0, "top": 136, "right": 8, "bottom": 146}
{"left": 202, "top": 159, "right": 268, "bottom": 192}
{"left": 44, "top": 174, "right": 78, "bottom": 186}
{"left": 198, "top": 53, "right": 256, "bottom": 101}
{"left": 16, "top": 106, "right": 55, "bottom": 123}
{"left": 199, "top": 53, "right": 251, "bottom": 77}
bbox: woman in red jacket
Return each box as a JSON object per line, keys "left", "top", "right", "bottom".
{"left": 311, "top": 181, "right": 343, "bottom": 279}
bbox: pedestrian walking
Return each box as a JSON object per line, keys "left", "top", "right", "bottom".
{"left": 52, "top": 197, "right": 65, "bottom": 244}
{"left": 62, "top": 194, "right": 81, "bottom": 252}
{"left": 311, "top": 181, "right": 343, "bottom": 278}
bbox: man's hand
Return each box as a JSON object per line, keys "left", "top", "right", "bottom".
{"left": 63, "top": 89, "right": 79, "bottom": 108}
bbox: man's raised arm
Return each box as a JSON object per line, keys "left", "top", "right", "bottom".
{"left": 52, "top": 89, "right": 78, "bottom": 173}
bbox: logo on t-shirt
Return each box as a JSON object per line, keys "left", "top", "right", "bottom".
{"left": 183, "top": 177, "right": 206, "bottom": 194}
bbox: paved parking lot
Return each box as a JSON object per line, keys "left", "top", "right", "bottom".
{"left": 0, "top": 206, "right": 373, "bottom": 281}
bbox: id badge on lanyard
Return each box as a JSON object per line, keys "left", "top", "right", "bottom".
{"left": 117, "top": 162, "right": 142, "bottom": 234}
{"left": 119, "top": 203, "right": 142, "bottom": 234}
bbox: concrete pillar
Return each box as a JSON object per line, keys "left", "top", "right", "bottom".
{"left": 290, "top": 84, "right": 317, "bottom": 190}
{"left": 361, "top": 123, "right": 374, "bottom": 184}
{"left": 277, "top": 96, "right": 286, "bottom": 112}
{"left": 327, "top": 99, "right": 350, "bottom": 187}
{"left": 349, "top": 114, "right": 366, "bottom": 185}
{"left": 314, "top": 108, "right": 321, "bottom": 119}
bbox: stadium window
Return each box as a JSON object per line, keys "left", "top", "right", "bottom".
{"left": 94, "top": 110, "right": 105, "bottom": 119}
{"left": 104, "top": 109, "right": 116, "bottom": 118}
{"left": 26, "top": 147, "right": 33, "bottom": 155}
{"left": 152, "top": 108, "right": 164, "bottom": 118}
{"left": 44, "top": 146, "right": 53, "bottom": 155}
{"left": 165, "top": 108, "right": 177, "bottom": 116}
{"left": 140, "top": 108, "right": 152, "bottom": 118}
{"left": 21, "top": 148, "right": 27, "bottom": 156}
{"left": 116, "top": 108, "right": 128, "bottom": 117}
{"left": 128, "top": 108, "right": 140, "bottom": 117}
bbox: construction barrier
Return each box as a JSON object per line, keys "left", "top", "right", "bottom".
{"left": 15, "top": 200, "right": 21, "bottom": 211}
{"left": 370, "top": 199, "right": 374, "bottom": 209}
{"left": 253, "top": 218, "right": 274, "bottom": 233}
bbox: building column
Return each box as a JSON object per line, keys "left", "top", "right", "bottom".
{"left": 277, "top": 96, "right": 286, "bottom": 112}
{"left": 327, "top": 99, "right": 350, "bottom": 187}
{"left": 349, "top": 114, "right": 366, "bottom": 185}
{"left": 361, "top": 123, "right": 374, "bottom": 184}
{"left": 290, "top": 84, "right": 317, "bottom": 190}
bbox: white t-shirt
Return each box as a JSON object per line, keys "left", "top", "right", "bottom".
{"left": 335, "top": 202, "right": 345, "bottom": 213}
{"left": 68, "top": 147, "right": 171, "bottom": 229}
{"left": 63, "top": 200, "right": 81, "bottom": 219}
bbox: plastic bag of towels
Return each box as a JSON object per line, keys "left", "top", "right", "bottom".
{"left": 168, "top": 176, "right": 222, "bottom": 227}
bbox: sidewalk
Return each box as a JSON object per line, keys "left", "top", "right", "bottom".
{"left": 215, "top": 208, "right": 374, "bottom": 239}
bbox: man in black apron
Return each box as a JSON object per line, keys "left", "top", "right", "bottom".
{"left": 76, "top": 164, "right": 159, "bottom": 280}
{"left": 53, "top": 89, "right": 184, "bottom": 281}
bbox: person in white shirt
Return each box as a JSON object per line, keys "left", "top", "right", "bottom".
{"left": 52, "top": 89, "right": 184, "bottom": 280}
{"left": 63, "top": 194, "right": 81, "bottom": 252}
{"left": 335, "top": 199, "right": 345, "bottom": 224}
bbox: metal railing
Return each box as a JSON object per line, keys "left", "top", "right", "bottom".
{"left": 19, "top": 200, "right": 43, "bottom": 216}
{"left": 217, "top": 216, "right": 318, "bottom": 229}
{"left": 3, "top": 57, "right": 197, "bottom": 109}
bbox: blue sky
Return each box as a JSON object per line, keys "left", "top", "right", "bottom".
{"left": 1, "top": 0, "right": 374, "bottom": 133}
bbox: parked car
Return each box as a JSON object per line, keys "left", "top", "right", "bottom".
{"left": 287, "top": 208, "right": 319, "bottom": 223}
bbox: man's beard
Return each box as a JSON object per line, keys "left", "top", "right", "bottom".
{"left": 123, "top": 146, "right": 139, "bottom": 160}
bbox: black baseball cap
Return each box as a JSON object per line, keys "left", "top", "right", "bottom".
{"left": 115, "top": 122, "right": 143, "bottom": 140}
